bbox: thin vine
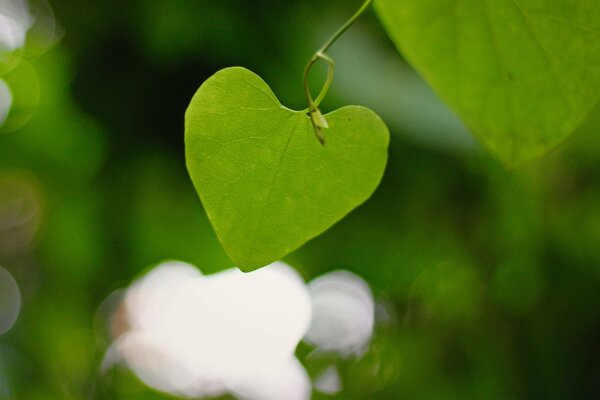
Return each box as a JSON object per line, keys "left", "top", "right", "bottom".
{"left": 303, "top": 0, "right": 374, "bottom": 144}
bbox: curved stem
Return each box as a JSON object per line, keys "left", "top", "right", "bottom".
{"left": 314, "top": 52, "right": 335, "bottom": 107}
{"left": 303, "top": 52, "right": 335, "bottom": 111}
{"left": 303, "top": 0, "right": 373, "bottom": 144}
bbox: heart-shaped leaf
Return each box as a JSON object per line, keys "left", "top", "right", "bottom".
{"left": 185, "top": 67, "right": 389, "bottom": 271}
{"left": 375, "top": 0, "right": 600, "bottom": 166}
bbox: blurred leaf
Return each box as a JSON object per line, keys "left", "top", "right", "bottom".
{"left": 185, "top": 67, "right": 389, "bottom": 270}
{"left": 329, "top": 23, "right": 476, "bottom": 154}
{"left": 375, "top": 0, "right": 600, "bottom": 165}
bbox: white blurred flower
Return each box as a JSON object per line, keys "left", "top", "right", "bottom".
{"left": 106, "top": 261, "right": 312, "bottom": 400}
{"left": 0, "top": 0, "right": 32, "bottom": 53}
{"left": 304, "top": 270, "right": 375, "bottom": 356}
{"left": 104, "top": 261, "right": 377, "bottom": 399}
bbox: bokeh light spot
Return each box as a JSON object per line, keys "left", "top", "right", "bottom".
{"left": 0, "top": 170, "right": 44, "bottom": 256}
{"left": 0, "top": 266, "right": 20, "bottom": 335}
{"left": 304, "top": 270, "right": 375, "bottom": 356}
{"left": 313, "top": 365, "right": 342, "bottom": 395}
{"left": 0, "top": 0, "right": 32, "bottom": 53}
{"left": 0, "top": 78, "right": 12, "bottom": 126}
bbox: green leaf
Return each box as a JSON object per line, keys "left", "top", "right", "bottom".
{"left": 185, "top": 67, "right": 389, "bottom": 271}
{"left": 375, "top": 0, "right": 600, "bottom": 166}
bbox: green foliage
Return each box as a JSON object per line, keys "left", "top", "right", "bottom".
{"left": 185, "top": 67, "right": 389, "bottom": 271}
{"left": 3, "top": 1, "right": 600, "bottom": 398}
{"left": 184, "top": 0, "right": 600, "bottom": 270}
{"left": 375, "top": 0, "right": 600, "bottom": 166}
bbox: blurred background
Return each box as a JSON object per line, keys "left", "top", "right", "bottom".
{"left": 1, "top": 0, "right": 600, "bottom": 399}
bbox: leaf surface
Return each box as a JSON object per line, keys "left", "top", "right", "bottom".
{"left": 185, "top": 67, "right": 389, "bottom": 271}
{"left": 376, "top": 0, "right": 600, "bottom": 165}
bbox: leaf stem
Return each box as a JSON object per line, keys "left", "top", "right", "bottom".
{"left": 303, "top": 0, "right": 373, "bottom": 144}
{"left": 319, "top": 0, "right": 374, "bottom": 55}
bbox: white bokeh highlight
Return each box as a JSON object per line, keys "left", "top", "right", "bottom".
{"left": 313, "top": 365, "right": 342, "bottom": 395}
{"left": 0, "top": 0, "right": 32, "bottom": 52}
{"left": 0, "top": 265, "right": 20, "bottom": 335}
{"left": 0, "top": 79, "right": 11, "bottom": 126}
{"left": 107, "top": 261, "right": 312, "bottom": 400}
{"left": 304, "top": 270, "right": 375, "bottom": 356}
